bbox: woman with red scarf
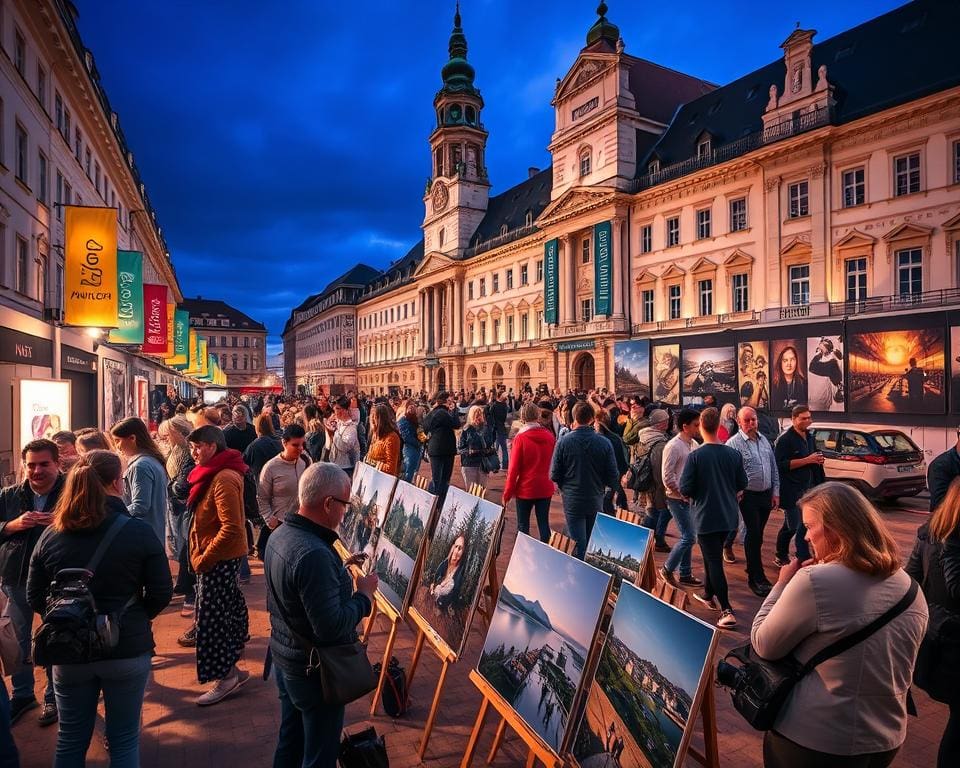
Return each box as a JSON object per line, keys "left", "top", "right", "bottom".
{"left": 183, "top": 425, "right": 250, "bottom": 706}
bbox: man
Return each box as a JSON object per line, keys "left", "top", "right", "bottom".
{"left": 223, "top": 405, "right": 257, "bottom": 453}
{"left": 0, "top": 440, "right": 64, "bottom": 726}
{"left": 724, "top": 407, "right": 780, "bottom": 596}
{"left": 182, "top": 426, "right": 250, "bottom": 705}
{"left": 773, "top": 404, "right": 825, "bottom": 566}
{"left": 904, "top": 357, "right": 927, "bottom": 407}
{"left": 621, "top": 401, "right": 649, "bottom": 461}
{"left": 928, "top": 428, "right": 960, "bottom": 512}
{"left": 265, "top": 462, "right": 377, "bottom": 767}
{"left": 488, "top": 392, "right": 510, "bottom": 470}
{"left": 50, "top": 430, "right": 79, "bottom": 473}
{"left": 660, "top": 409, "right": 704, "bottom": 589}
{"left": 258, "top": 425, "right": 311, "bottom": 532}
{"left": 679, "top": 408, "right": 747, "bottom": 628}
{"left": 550, "top": 401, "right": 619, "bottom": 559}
{"left": 637, "top": 409, "right": 671, "bottom": 552}
{"left": 325, "top": 397, "right": 360, "bottom": 477}
{"left": 422, "top": 391, "right": 459, "bottom": 508}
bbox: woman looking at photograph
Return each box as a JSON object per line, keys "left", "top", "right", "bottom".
{"left": 751, "top": 482, "right": 928, "bottom": 767}
{"left": 458, "top": 405, "right": 491, "bottom": 491}
{"left": 503, "top": 402, "right": 556, "bottom": 543}
{"left": 772, "top": 344, "right": 806, "bottom": 411}
{"left": 111, "top": 417, "right": 169, "bottom": 545}
{"left": 429, "top": 534, "right": 468, "bottom": 609}
{"left": 397, "top": 400, "right": 424, "bottom": 483}
{"left": 718, "top": 403, "right": 738, "bottom": 442}
{"left": 366, "top": 403, "right": 402, "bottom": 477}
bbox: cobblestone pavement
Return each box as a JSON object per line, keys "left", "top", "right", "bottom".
{"left": 13, "top": 471, "right": 946, "bottom": 767}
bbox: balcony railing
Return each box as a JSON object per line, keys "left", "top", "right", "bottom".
{"left": 547, "top": 317, "right": 631, "bottom": 340}
{"left": 631, "top": 310, "right": 760, "bottom": 336}
{"left": 828, "top": 288, "right": 960, "bottom": 317}
{"left": 463, "top": 223, "right": 539, "bottom": 259}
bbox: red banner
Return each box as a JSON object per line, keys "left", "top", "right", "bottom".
{"left": 142, "top": 284, "right": 168, "bottom": 354}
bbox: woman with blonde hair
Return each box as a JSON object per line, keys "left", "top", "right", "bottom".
{"left": 717, "top": 402, "right": 737, "bottom": 442}
{"left": 366, "top": 403, "right": 402, "bottom": 476}
{"left": 158, "top": 415, "right": 197, "bottom": 615}
{"left": 457, "top": 404, "right": 492, "bottom": 490}
{"left": 752, "top": 482, "right": 927, "bottom": 767}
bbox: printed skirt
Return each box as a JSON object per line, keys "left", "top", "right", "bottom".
{"left": 195, "top": 557, "right": 249, "bottom": 683}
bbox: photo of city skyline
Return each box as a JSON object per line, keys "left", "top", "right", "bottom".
{"left": 585, "top": 513, "right": 651, "bottom": 593}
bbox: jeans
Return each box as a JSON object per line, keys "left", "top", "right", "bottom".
{"left": 428, "top": 454, "right": 455, "bottom": 508}
{"left": 1, "top": 584, "right": 54, "bottom": 705}
{"left": 564, "top": 512, "right": 597, "bottom": 560}
{"left": 697, "top": 530, "right": 733, "bottom": 611}
{"left": 663, "top": 499, "right": 695, "bottom": 578}
{"left": 0, "top": 677, "right": 18, "bottom": 768}
{"left": 642, "top": 506, "right": 672, "bottom": 544}
{"left": 739, "top": 489, "right": 773, "bottom": 583}
{"left": 603, "top": 485, "right": 629, "bottom": 516}
{"left": 494, "top": 432, "right": 509, "bottom": 469}
{"left": 515, "top": 498, "right": 551, "bottom": 543}
{"left": 401, "top": 444, "right": 422, "bottom": 483}
{"left": 52, "top": 654, "right": 152, "bottom": 768}
{"left": 273, "top": 663, "right": 344, "bottom": 768}
{"left": 763, "top": 730, "right": 898, "bottom": 768}
{"left": 775, "top": 504, "right": 811, "bottom": 562}
{"left": 175, "top": 540, "right": 197, "bottom": 603}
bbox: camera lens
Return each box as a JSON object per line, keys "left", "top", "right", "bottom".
{"left": 716, "top": 660, "right": 742, "bottom": 690}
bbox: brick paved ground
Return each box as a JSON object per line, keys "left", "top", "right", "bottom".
{"left": 12, "top": 469, "right": 947, "bottom": 767}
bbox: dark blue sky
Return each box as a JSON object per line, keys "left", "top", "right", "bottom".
{"left": 73, "top": 1, "right": 901, "bottom": 356}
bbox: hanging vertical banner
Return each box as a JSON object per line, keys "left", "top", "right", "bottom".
{"left": 108, "top": 250, "right": 144, "bottom": 343}
{"left": 167, "top": 309, "right": 189, "bottom": 366}
{"left": 141, "top": 284, "right": 168, "bottom": 354}
{"left": 64, "top": 206, "right": 118, "bottom": 327}
{"left": 594, "top": 220, "right": 613, "bottom": 316}
{"left": 544, "top": 238, "right": 559, "bottom": 325}
{"left": 165, "top": 304, "right": 176, "bottom": 357}
{"left": 199, "top": 339, "right": 209, "bottom": 378}
{"left": 180, "top": 329, "right": 199, "bottom": 373}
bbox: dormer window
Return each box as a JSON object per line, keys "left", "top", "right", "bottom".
{"left": 500, "top": 224, "right": 508, "bottom": 236}
{"left": 579, "top": 148, "right": 592, "bottom": 177}
{"left": 439, "top": 228, "right": 445, "bottom": 247}
{"left": 648, "top": 159, "right": 660, "bottom": 175}
{"left": 525, "top": 211, "right": 533, "bottom": 227}
{"left": 697, "top": 137, "right": 712, "bottom": 158}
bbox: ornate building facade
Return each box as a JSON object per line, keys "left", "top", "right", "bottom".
{"left": 181, "top": 297, "right": 268, "bottom": 390}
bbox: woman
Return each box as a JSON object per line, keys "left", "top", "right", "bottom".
{"left": 397, "top": 400, "right": 423, "bottom": 483}
{"left": 717, "top": 403, "right": 738, "bottom": 442}
{"left": 27, "top": 450, "right": 172, "bottom": 766}
{"left": 75, "top": 429, "right": 112, "bottom": 455}
{"left": 366, "top": 403, "right": 402, "bottom": 477}
{"left": 752, "top": 482, "right": 928, "bottom": 767}
{"left": 243, "top": 413, "right": 283, "bottom": 480}
{"left": 158, "top": 415, "right": 197, "bottom": 617}
{"left": 304, "top": 417, "right": 326, "bottom": 463}
{"left": 595, "top": 408, "right": 629, "bottom": 515}
{"left": 773, "top": 344, "right": 806, "bottom": 411}
{"left": 906, "top": 476, "right": 960, "bottom": 767}
{"left": 429, "top": 534, "right": 467, "bottom": 610}
{"left": 111, "top": 418, "right": 168, "bottom": 545}
{"left": 458, "top": 405, "right": 491, "bottom": 491}
{"left": 502, "top": 402, "right": 556, "bottom": 543}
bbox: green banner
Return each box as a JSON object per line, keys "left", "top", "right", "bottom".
{"left": 107, "top": 250, "right": 144, "bottom": 344}
{"left": 594, "top": 221, "right": 612, "bottom": 316}
{"left": 174, "top": 310, "right": 189, "bottom": 356}
{"left": 544, "top": 239, "right": 559, "bottom": 325}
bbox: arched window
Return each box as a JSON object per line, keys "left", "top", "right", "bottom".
{"left": 465, "top": 105, "right": 476, "bottom": 125}
{"left": 525, "top": 211, "right": 533, "bottom": 227}
{"left": 579, "top": 148, "right": 591, "bottom": 177}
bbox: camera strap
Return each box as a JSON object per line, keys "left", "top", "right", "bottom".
{"left": 85, "top": 515, "right": 131, "bottom": 574}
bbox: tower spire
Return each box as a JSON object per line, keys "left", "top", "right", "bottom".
{"left": 440, "top": 2, "right": 478, "bottom": 96}
{"left": 586, "top": 1, "right": 621, "bottom": 48}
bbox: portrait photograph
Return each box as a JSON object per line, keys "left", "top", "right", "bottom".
{"left": 848, "top": 328, "right": 945, "bottom": 414}
{"left": 102, "top": 358, "right": 128, "bottom": 431}
{"left": 681, "top": 346, "right": 736, "bottom": 403}
{"left": 737, "top": 341, "right": 770, "bottom": 410}
{"left": 951, "top": 326, "right": 960, "bottom": 413}
{"left": 614, "top": 340, "right": 651, "bottom": 399}
{"left": 338, "top": 462, "right": 399, "bottom": 572}
{"left": 806, "top": 335, "right": 845, "bottom": 412}
{"left": 652, "top": 344, "right": 680, "bottom": 406}
{"left": 770, "top": 338, "right": 808, "bottom": 413}
{"left": 585, "top": 513, "right": 652, "bottom": 593}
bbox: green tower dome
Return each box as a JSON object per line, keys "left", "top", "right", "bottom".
{"left": 440, "top": 3, "right": 479, "bottom": 96}
{"left": 586, "top": 1, "right": 620, "bottom": 48}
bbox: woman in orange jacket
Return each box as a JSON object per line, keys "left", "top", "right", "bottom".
{"left": 366, "top": 403, "right": 402, "bottom": 477}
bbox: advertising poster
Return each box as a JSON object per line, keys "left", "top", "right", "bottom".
{"left": 102, "top": 358, "right": 128, "bottom": 430}
{"left": 681, "top": 346, "right": 736, "bottom": 405}
{"left": 806, "top": 335, "right": 845, "bottom": 412}
{"left": 134, "top": 376, "right": 149, "bottom": 423}
{"left": 108, "top": 250, "right": 144, "bottom": 344}
{"left": 17, "top": 379, "right": 71, "bottom": 454}
{"left": 614, "top": 340, "right": 651, "bottom": 398}
{"left": 848, "top": 329, "right": 945, "bottom": 414}
{"left": 770, "top": 338, "right": 808, "bottom": 413}
{"left": 737, "top": 341, "right": 770, "bottom": 410}
{"left": 652, "top": 344, "right": 680, "bottom": 405}
{"left": 64, "top": 206, "right": 118, "bottom": 327}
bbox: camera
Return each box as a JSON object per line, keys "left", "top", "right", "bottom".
{"left": 716, "top": 658, "right": 744, "bottom": 690}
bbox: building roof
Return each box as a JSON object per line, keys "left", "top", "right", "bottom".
{"left": 470, "top": 166, "right": 554, "bottom": 248}
{"left": 625, "top": 57, "right": 716, "bottom": 126}
{"left": 181, "top": 297, "right": 267, "bottom": 331}
{"left": 359, "top": 240, "right": 425, "bottom": 302}
{"left": 643, "top": 0, "right": 959, "bottom": 172}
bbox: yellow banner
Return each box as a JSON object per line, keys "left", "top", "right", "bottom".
{"left": 199, "top": 339, "right": 209, "bottom": 377}
{"left": 64, "top": 206, "right": 118, "bottom": 327}
{"left": 183, "top": 329, "right": 200, "bottom": 375}
{"left": 165, "top": 304, "right": 175, "bottom": 357}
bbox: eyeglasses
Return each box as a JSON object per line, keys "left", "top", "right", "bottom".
{"left": 327, "top": 495, "right": 350, "bottom": 507}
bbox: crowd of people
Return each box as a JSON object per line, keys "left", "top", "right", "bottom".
{"left": 0, "top": 382, "right": 957, "bottom": 768}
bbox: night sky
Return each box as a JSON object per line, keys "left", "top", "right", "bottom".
{"left": 73, "top": 0, "right": 902, "bottom": 357}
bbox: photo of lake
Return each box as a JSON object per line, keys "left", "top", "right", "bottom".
{"left": 478, "top": 534, "right": 611, "bottom": 755}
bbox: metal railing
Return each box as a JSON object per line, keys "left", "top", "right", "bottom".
{"left": 828, "top": 288, "right": 960, "bottom": 317}
{"left": 463, "top": 223, "right": 539, "bottom": 259}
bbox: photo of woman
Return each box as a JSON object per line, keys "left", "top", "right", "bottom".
{"left": 771, "top": 339, "right": 807, "bottom": 412}
{"left": 807, "top": 335, "right": 845, "bottom": 412}
{"left": 428, "top": 534, "right": 467, "bottom": 610}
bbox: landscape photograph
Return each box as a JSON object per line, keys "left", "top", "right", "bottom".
{"left": 338, "top": 462, "right": 399, "bottom": 572}
{"left": 573, "top": 583, "right": 717, "bottom": 768}
{"left": 614, "top": 340, "right": 651, "bottom": 398}
{"left": 373, "top": 481, "right": 438, "bottom": 613}
{"left": 477, "top": 534, "right": 612, "bottom": 755}
{"left": 848, "top": 328, "right": 945, "bottom": 414}
{"left": 410, "top": 486, "right": 503, "bottom": 658}
{"left": 585, "top": 513, "right": 651, "bottom": 592}
{"left": 681, "top": 346, "right": 736, "bottom": 403}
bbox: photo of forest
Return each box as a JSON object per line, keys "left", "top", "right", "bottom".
{"left": 373, "top": 481, "right": 437, "bottom": 613}
{"left": 338, "top": 462, "right": 399, "bottom": 573}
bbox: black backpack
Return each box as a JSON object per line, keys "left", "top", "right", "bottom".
{"left": 373, "top": 656, "right": 408, "bottom": 717}
{"left": 626, "top": 437, "right": 663, "bottom": 493}
{"left": 242, "top": 468, "right": 264, "bottom": 525}
{"left": 33, "top": 516, "right": 136, "bottom": 666}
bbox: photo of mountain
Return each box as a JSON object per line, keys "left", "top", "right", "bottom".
{"left": 615, "top": 340, "right": 651, "bottom": 398}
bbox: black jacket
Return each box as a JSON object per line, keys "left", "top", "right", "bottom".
{"left": 243, "top": 435, "right": 283, "bottom": 480}
{"left": 223, "top": 423, "right": 257, "bottom": 453}
{"left": 927, "top": 447, "right": 960, "bottom": 513}
{"left": 0, "top": 474, "right": 66, "bottom": 586}
{"left": 423, "top": 406, "right": 459, "bottom": 458}
{"left": 906, "top": 524, "right": 960, "bottom": 613}
{"left": 774, "top": 427, "right": 826, "bottom": 509}
{"left": 27, "top": 498, "right": 173, "bottom": 659}
{"left": 457, "top": 425, "right": 489, "bottom": 468}
{"left": 488, "top": 401, "right": 509, "bottom": 436}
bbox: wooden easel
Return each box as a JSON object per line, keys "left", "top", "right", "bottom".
{"left": 683, "top": 667, "right": 720, "bottom": 768}
{"left": 615, "top": 507, "right": 688, "bottom": 611}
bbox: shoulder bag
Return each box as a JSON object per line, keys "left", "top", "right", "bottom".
{"left": 720, "top": 579, "right": 918, "bottom": 731}
{"left": 912, "top": 539, "right": 960, "bottom": 703}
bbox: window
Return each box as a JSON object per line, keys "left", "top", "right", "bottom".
{"left": 15, "top": 236, "right": 28, "bottom": 295}
{"left": 438, "top": 228, "right": 445, "bottom": 247}
{"left": 64, "top": 180, "right": 71, "bottom": 207}
{"left": 536, "top": 311, "right": 544, "bottom": 338}
{"left": 896, "top": 248, "right": 922, "bottom": 296}
{"left": 668, "top": 285, "right": 681, "bottom": 320}
{"left": 733, "top": 272, "right": 750, "bottom": 312}
{"left": 697, "top": 138, "right": 711, "bottom": 158}
{"left": 845, "top": 257, "right": 867, "bottom": 302}
{"left": 492, "top": 273, "right": 499, "bottom": 293}
{"left": 648, "top": 159, "right": 660, "bottom": 175}
{"left": 85, "top": 148, "right": 91, "bottom": 178}
{"left": 479, "top": 320, "right": 487, "bottom": 344}
{"left": 520, "top": 312, "right": 528, "bottom": 339}
{"left": 525, "top": 211, "right": 533, "bottom": 227}
{"left": 954, "top": 140, "right": 960, "bottom": 185}
{"left": 55, "top": 171, "right": 63, "bottom": 220}
{"left": 14, "top": 29, "right": 25, "bottom": 76}
{"left": 788, "top": 181, "right": 809, "bottom": 218}
{"left": 493, "top": 318, "right": 501, "bottom": 342}
{"left": 467, "top": 323, "right": 475, "bottom": 345}
{"left": 520, "top": 264, "right": 528, "bottom": 286}
{"left": 842, "top": 167, "right": 865, "bottom": 207}
{"left": 36, "top": 255, "right": 46, "bottom": 305}
{"left": 55, "top": 262, "right": 63, "bottom": 310}
{"left": 730, "top": 198, "right": 747, "bottom": 232}
{"left": 243, "top": 356, "right": 248, "bottom": 370}
{"left": 894, "top": 153, "right": 921, "bottom": 196}
{"left": 642, "top": 289, "right": 654, "bottom": 323}
{"left": 55, "top": 93, "right": 63, "bottom": 133}
{"left": 581, "top": 237, "right": 590, "bottom": 264}
{"left": 536, "top": 260, "right": 543, "bottom": 282}
{"left": 0, "top": 99, "right": 3, "bottom": 166}
{"left": 15, "top": 123, "right": 27, "bottom": 183}
{"left": 666, "top": 216, "right": 680, "bottom": 247}
{"left": 0, "top": 224, "right": 5, "bottom": 286}
{"left": 789, "top": 264, "right": 810, "bottom": 306}
{"left": 63, "top": 108, "right": 71, "bottom": 143}
{"left": 94, "top": 162, "right": 101, "bottom": 195}
{"left": 468, "top": 281, "right": 474, "bottom": 300}
{"left": 696, "top": 208, "right": 711, "bottom": 239}
{"left": 232, "top": 336, "right": 238, "bottom": 347}
{"left": 479, "top": 277, "right": 486, "bottom": 297}
{"left": 581, "top": 298, "right": 593, "bottom": 323}
{"left": 37, "top": 65, "right": 46, "bottom": 109}
{"left": 231, "top": 354, "right": 238, "bottom": 369}
{"left": 579, "top": 149, "right": 591, "bottom": 177}
{"left": 243, "top": 336, "right": 250, "bottom": 347}
{"left": 506, "top": 315, "right": 514, "bottom": 340}
{"left": 698, "top": 279, "right": 713, "bottom": 315}
{"left": 640, "top": 224, "right": 652, "bottom": 253}
{"left": 37, "top": 151, "right": 47, "bottom": 204}
{"left": 74, "top": 128, "right": 82, "bottom": 162}
{"left": 506, "top": 269, "right": 513, "bottom": 290}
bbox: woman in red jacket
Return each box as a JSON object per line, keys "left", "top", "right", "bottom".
{"left": 503, "top": 402, "right": 557, "bottom": 542}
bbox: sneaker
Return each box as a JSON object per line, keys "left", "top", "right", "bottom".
{"left": 196, "top": 668, "right": 250, "bottom": 706}
{"left": 177, "top": 626, "right": 197, "bottom": 647}
{"left": 181, "top": 601, "right": 196, "bottom": 618}
{"left": 658, "top": 566, "right": 678, "bottom": 587}
{"left": 692, "top": 593, "right": 720, "bottom": 611}
{"left": 678, "top": 574, "right": 704, "bottom": 587}
{"left": 654, "top": 541, "right": 672, "bottom": 554}
{"left": 773, "top": 556, "right": 790, "bottom": 568}
{"left": 723, "top": 546, "right": 737, "bottom": 564}
{"left": 748, "top": 580, "right": 772, "bottom": 597}
{"left": 717, "top": 609, "right": 738, "bottom": 628}
{"left": 38, "top": 703, "right": 58, "bottom": 727}
{"left": 9, "top": 697, "right": 38, "bottom": 725}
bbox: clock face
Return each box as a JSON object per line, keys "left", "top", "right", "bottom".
{"left": 432, "top": 181, "right": 449, "bottom": 213}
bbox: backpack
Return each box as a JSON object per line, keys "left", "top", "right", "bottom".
{"left": 373, "top": 656, "right": 408, "bottom": 717}
{"left": 243, "top": 468, "right": 264, "bottom": 525}
{"left": 912, "top": 535, "right": 960, "bottom": 703}
{"left": 625, "top": 436, "right": 664, "bottom": 493}
{"left": 32, "top": 516, "right": 135, "bottom": 667}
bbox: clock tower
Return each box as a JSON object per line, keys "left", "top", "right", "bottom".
{"left": 423, "top": 3, "right": 490, "bottom": 256}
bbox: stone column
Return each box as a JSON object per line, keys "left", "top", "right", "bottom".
{"left": 612, "top": 217, "right": 625, "bottom": 318}
{"left": 453, "top": 279, "right": 463, "bottom": 346}
{"left": 418, "top": 292, "right": 425, "bottom": 353}
{"left": 808, "top": 161, "right": 828, "bottom": 303}
{"left": 431, "top": 285, "right": 441, "bottom": 352}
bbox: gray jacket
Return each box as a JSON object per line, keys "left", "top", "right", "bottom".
{"left": 549, "top": 425, "right": 619, "bottom": 518}
{"left": 123, "top": 454, "right": 168, "bottom": 544}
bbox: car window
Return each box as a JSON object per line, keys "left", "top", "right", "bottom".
{"left": 839, "top": 431, "right": 872, "bottom": 455}
{"left": 873, "top": 431, "right": 918, "bottom": 453}
{"left": 812, "top": 429, "right": 840, "bottom": 452}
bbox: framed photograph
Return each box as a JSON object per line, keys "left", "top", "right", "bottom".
{"left": 681, "top": 346, "right": 736, "bottom": 404}
{"left": 614, "top": 340, "right": 651, "bottom": 398}
{"left": 134, "top": 376, "right": 150, "bottom": 423}
{"left": 652, "top": 344, "right": 680, "bottom": 405}
{"left": 572, "top": 583, "right": 719, "bottom": 768}
{"left": 410, "top": 486, "right": 504, "bottom": 659}
{"left": 585, "top": 513, "right": 652, "bottom": 594}
{"left": 806, "top": 335, "right": 845, "bottom": 412}
{"left": 338, "top": 462, "right": 399, "bottom": 573}
{"left": 373, "top": 480, "right": 438, "bottom": 615}
{"left": 951, "top": 326, "right": 960, "bottom": 413}
{"left": 477, "top": 534, "right": 612, "bottom": 756}
{"left": 102, "top": 358, "right": 128, "bottom": 431}
{"left": 770, "top": 338, "right": 807, "bottom": 413}
{"left": 14, "top": 379, "right": 71, "bottom": 457}
{"left": 848, "top": 328, "right": 945, "bottom": 414}
{"left": 737, "top": 341, "right": 770, "bottom": 410}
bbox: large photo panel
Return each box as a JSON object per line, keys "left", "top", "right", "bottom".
{"left": 652, "top": 344, "right": 680, "bottom": 406}
{"left": 806, "top": 335, "right": 845, "bottom": 412}
{"left": 681, "top": 346, "right": 736, "bottom": 406}
{"left": 770, "top": 338, "right": 808, "bottom": 413}
{"left": 848, "top": 328, "right": 945, "bottom": 414}
{"left": 614, "top": 340, "right": 651, "bottom": 399}
{"left": 339, "top": 463, "right": 399, "bottom": 572}
{"left": 737, "top": 340, "right": 770, "bottom": 410}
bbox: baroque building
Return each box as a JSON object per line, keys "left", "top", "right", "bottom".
{"left": 181, "top": 297, "right": 268, "bottom": 390}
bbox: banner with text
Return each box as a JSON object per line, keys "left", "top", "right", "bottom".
{"left": 199, "top": 339, "right": 209, "bottom": 378}
{"left": 64, "top": 206, "right": 118, "bottom": 327}
{"left": 142, "top": 284, "right": 168, "bottom": 354}
{"left": 544, "top": 238, "right": 559, "bottom": 325}
{"left": 166, "top": 310, "right": 189, "bottom": 366}
{"left": 108, "top": 250, "right": 143, "bottom": 343}
{"left": 181, "top": 329, "right": 200, "bottom": 374}
{"left": 594, "top": 220, "right": 612, "bottom": 316}
{"left": 165, "top": 304, "right": 175, "bottom": 357}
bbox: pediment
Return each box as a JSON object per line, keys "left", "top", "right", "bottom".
{"left": 532, "top": 294, "right": 544, "bottom": 307}
{"left": 465, "top": 310, "right": 476, "bottom": 321}
{"left": 690, "top": 257, "right": 717, "bottom": 275}
{"left": 517, "top": 298, "right": 530, "bottom": 310}
{"left": 834, "top": 229, "right": 875, "bottom": 249}
{"left": 780, "top": 236, "right": 811, "bottom": 257}
{"left": 555, "top": 54, "right": 615, "bottom": 101}
{"left": 942, "top": 213, "right": 960, "bottom": 231}
{"left": 635, "top": 268, "right": 657, "bottom": 284}
{"left": 724, "top": 249, "right": 753, "bottom": 268}
{"left": 660, "top": 264, "right": 685, "bottom": 280}
{"left": 536, "top": 186, "right": 615, "bottom": 226}
{"left": 503, "top": 302, "right": 515, "bottom": 313}
{"left": 882, "top": 222, "right": 933, "bottom": 242}
{"left": 413, "top": 250, "right": 457, "bottom": 278}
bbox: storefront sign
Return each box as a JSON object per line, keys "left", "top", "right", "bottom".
{"left": 108, "top": 250, "right": 144, "bottom": 343}
{"left": 61, "top": 345, "right": 97, "bottom": 374}
{"left": 15, "top": 378, "right": 71, "bottom": 454}
{"left": 141, "top": 284, "right": 168, "bottom": 354}
{"left": 64, "top": 206, "right": 118, "bottom": 327}
{"left": 557, "top": 339, "right": 596, "bottom": 352}
{"left": 0, "top": 328, "right": 53, "bottom": 367}
{"left": 594, "top": 220, "right": 612, "bottom": 316}
{"left": 544, "top": 239, "right": 559, "bottom": 325}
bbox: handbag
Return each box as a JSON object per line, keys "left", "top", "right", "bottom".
{"left": 720, "top": 579, "right": 918, "bottom": 730}
{"left": 480, "top": 449, "right": 500, "bottom": 474}
{"left": 0, "top": 588, "right": 23, "bottom": 677}
{"left": 912, "top": 538, "right": 960, "bottom": 703}
{"left": 339, "top": 726, "right": 389, "bottom": 768}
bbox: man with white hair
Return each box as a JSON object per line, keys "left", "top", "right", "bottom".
{"left": 264, "top": 462, "right": 377, "bottom": 767}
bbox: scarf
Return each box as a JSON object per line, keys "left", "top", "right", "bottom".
{"left": 186, "top": 448, "right": 248, "bottom": 511}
